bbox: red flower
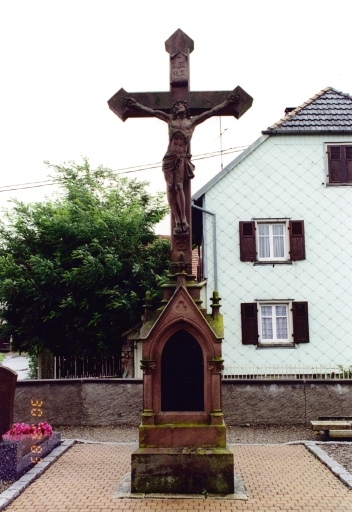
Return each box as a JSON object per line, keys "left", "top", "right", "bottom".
{"left": 2, "top": 421, "right": 53, "bottom": 440}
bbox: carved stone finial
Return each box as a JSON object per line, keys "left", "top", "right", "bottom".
{"left": 212, "top": 290, "right": 221, "bottom": 304}
{"left": 210, "top": 290, "right": 222, "bottom": 319}
{"left": 143, "top": 291, "right": 153, "bottom": 323}
{"left": 170, "top": 250, "right": 189, "bottom": 275}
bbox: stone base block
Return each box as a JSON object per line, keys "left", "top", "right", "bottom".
{"left": 0, "top": 432, "right": 61, "bottom": 480}
{"left": 139, "top": 424, "right": 226, "bottom": 448}
{"left": 131, "top": 446, "right": 234, "bottom": 494}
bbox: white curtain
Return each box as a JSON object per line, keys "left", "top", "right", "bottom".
{"left": 275, "top": 306, "right": 288, "bottom": 339}
{"left": 261, "top": 305, "right": 273, "bottom": 339}
{"left": 273, "top": 225, "right": 284, "bottom": 258}
{"left": 258, "top": 225, "right": 270, "bottom": 258}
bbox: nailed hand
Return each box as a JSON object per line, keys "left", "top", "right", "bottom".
{"left": 122, "top": 97, "right": 137, "bottom": 108}
{"left": 227, "top": 93, "right": 239, "bottom": 103}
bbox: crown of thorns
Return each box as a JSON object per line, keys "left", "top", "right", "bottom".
{"left": 171, "top": 100, "right": 191, "bottom": 119}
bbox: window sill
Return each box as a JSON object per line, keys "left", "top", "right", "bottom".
{"left": 257, "top": 343, "right": 296, "bottom": 349}
{"left": 253, "top": 261, "right": 293, "bottom": 266}
{"left": 326, "top": 183, "right": 352, "bottom": 187}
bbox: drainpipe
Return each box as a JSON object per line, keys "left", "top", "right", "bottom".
{"left": 191, "top": 202, "right": 218, "bottom": 291}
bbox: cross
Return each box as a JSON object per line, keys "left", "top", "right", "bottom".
{"left": 108, "top": 28, "right": 253, "bottom": 275}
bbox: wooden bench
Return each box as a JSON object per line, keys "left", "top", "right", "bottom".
{"left": 311, "top": 419, "right": 352, "bottom": 439}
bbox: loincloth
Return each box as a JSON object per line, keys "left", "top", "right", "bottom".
{"left": 162, "top": 152, "right": 195, "bottom": 180}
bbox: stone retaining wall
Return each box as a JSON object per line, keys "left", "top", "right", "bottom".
{"left": 14, "top": 379, "right": 352, "bottom": 427}
{"left": 223, "top": 381, "right": 352, "bottom": 425}
{"left": 15, "top": 379, "right": 143, "bottom": 427}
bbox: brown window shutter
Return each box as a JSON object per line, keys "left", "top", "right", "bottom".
{"left": 292, "top": 302, "right": 309, "bottom": 343}
{"left": 289, "top": 220, "right": 305, "bottom": 261}
{"left": 345, "top": 146, "right": 352, "bottom": 183}
{"left": 239, "top": 221, "right": 256, "bottom": 261}
{"left": 328, "top": 146, "right": 343, "bottom": 183}
{"left": 241, "top": 303, "right": 258, "bottom": 345}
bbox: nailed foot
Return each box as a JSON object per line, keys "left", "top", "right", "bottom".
{"left": 174, "top": 219, "right": 189, "bottom": 233}
{"left": 181, "top": 218, "right": 189, "bottom": 232}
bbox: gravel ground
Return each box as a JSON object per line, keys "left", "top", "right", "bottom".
{"left": 1, "top": 425, "right": 351, "bottom": 494}
{"left": 321, "top": 444, "right": 352, "bottom": 474}
{"left": 0, "top": 480, "right": 14, "bottom": 494}
{"left": 58, "top": 424, "right": 318, "bottom": 444}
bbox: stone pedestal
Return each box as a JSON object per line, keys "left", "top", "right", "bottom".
{"left": 139, "top": 423, "right": 226, "bottom": 448}
{"left": 131, "top": 446, "right": 234, "bottom": 494}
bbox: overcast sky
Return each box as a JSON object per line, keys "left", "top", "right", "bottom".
{"left": 1, "top": 0, "right": 352, "bottom": 232}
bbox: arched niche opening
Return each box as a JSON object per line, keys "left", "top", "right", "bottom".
{"left": 161, "top": 330, "right": 204, "bottom": 411}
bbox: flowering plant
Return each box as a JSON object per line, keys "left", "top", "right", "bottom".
{"left": 2, "top": 421, "right": 53, "bottom": 440}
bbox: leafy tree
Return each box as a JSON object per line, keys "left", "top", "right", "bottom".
{"left": 0, "top": 160, "right": 170, "bottom": 357}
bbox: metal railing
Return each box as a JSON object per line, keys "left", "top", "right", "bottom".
{"left": 53, "top": 354, "right": 120, "bottom": 379}
{"left": 52, "top": 359, "right": 352, "bottom": 380}
{"left": 222, "top": 364, "right": 352, "bottom": 380}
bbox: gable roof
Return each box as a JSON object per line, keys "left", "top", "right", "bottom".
{"left": 138, "top": 284, "right": 224, "bottom": 341}
{"left": 263, "top": 87, "right": 352, "bottom": 134}
{"left": 193, "top": 86, "right": 352, "bottom": 200}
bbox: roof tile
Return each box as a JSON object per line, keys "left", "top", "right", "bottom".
{"left": 264, "top": 87, "right": 352, "bottom": 133}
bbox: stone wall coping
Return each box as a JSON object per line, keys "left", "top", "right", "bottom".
{"left": 222, "top": 379, "right": 352, "bottom": 386}
{"left": 16, "top": 378, "right": 143, "bottom": 385}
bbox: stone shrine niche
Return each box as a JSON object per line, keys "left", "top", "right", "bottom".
{"left": 161, "top": 330, "right": 204, "bottom": 412}
{"left": 138, "top": 283, "right": 225, "bottom": 433}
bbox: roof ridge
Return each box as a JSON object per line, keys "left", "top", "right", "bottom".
{"left": 330, "top": 87, "right": 352, "bottom": 100}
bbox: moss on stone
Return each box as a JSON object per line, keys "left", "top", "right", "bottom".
{"left": 205, "top": 313, "right": 224, "bottom": 338}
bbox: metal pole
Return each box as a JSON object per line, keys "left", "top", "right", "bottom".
{"left": 191, "top": 202, "right": 218, "bottom": 291}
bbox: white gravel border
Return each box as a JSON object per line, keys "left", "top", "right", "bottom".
{"left": 304, "top": 441, "right": 352, "bottom": 489}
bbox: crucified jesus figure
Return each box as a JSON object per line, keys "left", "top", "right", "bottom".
{"left": 123, "top": 94, "right": 238, "bottom": 233}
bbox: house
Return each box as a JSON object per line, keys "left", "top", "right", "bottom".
{"left": 192, "top": 87, "right": 352, "bottom": 378}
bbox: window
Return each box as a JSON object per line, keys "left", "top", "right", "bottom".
{"left": 260, "top": 304, "right": 289, "bottom": 344}
{"left": 239, "top": 220, "right": 305, "bottom": 262}
{"left": 327, "top": 145, "right": 352, "bottom": 184}
{"left": 241, "top": 301, "right": 309, "bottom": 346}
{"left": 258, "top": 223, "right": 286, "bottom": 261}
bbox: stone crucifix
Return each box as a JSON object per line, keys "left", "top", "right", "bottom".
{"left": 108, "top": 29, "right": 253, "bottom": 274}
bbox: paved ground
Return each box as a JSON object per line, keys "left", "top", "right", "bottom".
{"left": 2, "top": 441, "right": 352, "bottom": 512}
{"left": 1, "top": 352, "right": 29, "bottom": 380}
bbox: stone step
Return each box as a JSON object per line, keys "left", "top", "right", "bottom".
{"left": 310, "top": 420, "right": 351, "bottom": 431}
{"left": 328, "top": 429, "right": 352, "bottom": 438}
